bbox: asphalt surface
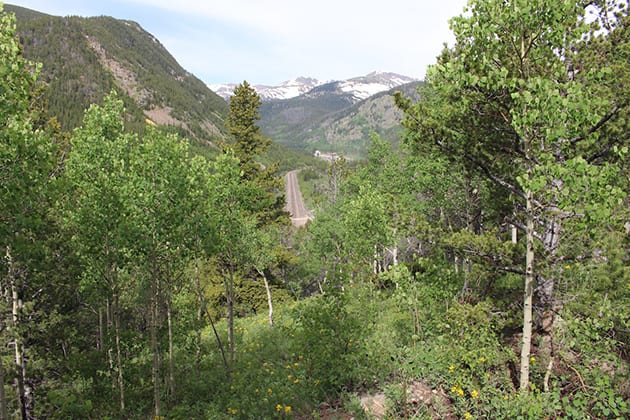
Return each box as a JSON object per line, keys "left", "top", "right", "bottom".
{"left": 285, "top": 170, "right": 310, "bottom": 227}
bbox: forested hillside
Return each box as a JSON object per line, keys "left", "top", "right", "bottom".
{"left": 259, "top": 80, "right": 421, "bottom": 158}
{"left": 6, "top": 4, "right": 228, "bottom": 150}
{"left": 1, "top": 1, "right": 628, "bottom": 419}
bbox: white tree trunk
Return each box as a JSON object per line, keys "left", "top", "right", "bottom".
{"left": 225, "top": 267, "right": 235, "bottom": 376}
{"left": 167, "top": 298, "right": 175, "bottom": 398}
{"left": 151, "top": 269, "right": 160, "bottom": 418}
{"left": 520, "top": 188, "right": 535, "bottom": 393}
{"left": 7, "top": 246, "right": 30, "bottom": 420}
{"left": 257, "top": 268, "right": 274, "bottom": 327}
{"left": 511, "top": 224, "right": 518, "bottom": 244}
{"left": 113, "top": 293, "right": 125, "bottom": 414}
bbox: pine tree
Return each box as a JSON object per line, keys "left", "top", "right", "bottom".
{"left": 224, "top": 81, "right": 286, "bottom": 226}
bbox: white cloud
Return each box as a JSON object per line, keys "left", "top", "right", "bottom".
{"left": 11, "top": 0, "right": 468, "bottom": 84}
{"left": 127, "top": 0, "right": 466, "bottom": 83}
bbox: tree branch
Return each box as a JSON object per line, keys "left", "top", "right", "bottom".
{"left": 455, "top": 144, "right": 526, "bottom": 200}
{"left": 570, "top": 104, "right": 623, "bottom": 145}
{"left": 498, "top": 266, "right": 526, "bottom": 275}
{"left": 505, "top": 216, "right": 544, "bottom": 242}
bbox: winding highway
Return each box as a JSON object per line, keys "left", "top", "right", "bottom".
{"left": 285, "top": 170, "right": 311, "bottom": 227}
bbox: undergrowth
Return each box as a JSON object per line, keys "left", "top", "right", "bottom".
{"left": 170, "top": 260, "right": 629, "bottom": 419}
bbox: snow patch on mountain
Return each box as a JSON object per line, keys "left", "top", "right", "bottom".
{"left": 339, "top": 71, "right": 417, "bottom": 101}
{"left": 256, "top": 77, "right": 322, "bottom": 101}
{"left": 209, "top": 77, "right": 322, "bottom": 101}
{"left": 209, "top": 72, "right": 417, "bottom": 102}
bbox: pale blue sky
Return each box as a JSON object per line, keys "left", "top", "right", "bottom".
{"left": 6, "top": 0, "right": 468, "bottom": 85}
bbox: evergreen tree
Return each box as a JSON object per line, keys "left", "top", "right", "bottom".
{"left": 224, "top": 81, "right": 286, "bottom": 225}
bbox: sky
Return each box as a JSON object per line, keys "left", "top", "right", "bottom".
{"left": 7, "top": 0, "right": 469, "bottom": 86}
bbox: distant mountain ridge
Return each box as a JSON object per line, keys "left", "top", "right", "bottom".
{"left": 211, "top": 77, "right": 321, "bottom": 101}
{"left": 313, "top": 72, "right": 416, "bottom": 102}
{"left": 210, "top": 71, "right": 416, "bottom": 102}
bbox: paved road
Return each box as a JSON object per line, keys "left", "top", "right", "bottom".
{"left": 285, "top": 170, "right": 310, "bottom": 227}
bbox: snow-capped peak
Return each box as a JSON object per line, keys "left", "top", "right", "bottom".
{"left": 339, "top": 72, "right": 417, "bottom": 101}
{"left": 254, "top": 77, "right": 322, "bottom": 101}
{"left": 208, "top": 72, "right": 417, "bottom": 102}
{"left": 209, "top": 77, "right": 322, "bottom": 101}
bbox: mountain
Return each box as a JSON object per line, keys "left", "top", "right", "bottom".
{"left": 258, "top": 75, "right": 421, "bottom": 158}
{"left": 314, "top": 71, "right": 416, "bottom": 102}
{"left": 6, "top": 4, "right": 228, "bottom": 152}
{"left": 5, "top": 3, "right": 417, "bottom": 161}
{"left": 298, "top": 81, "right": 422, "bottom": 157}
{"left": 211, "top": 72, "right": 416, "bottom": 103}
{"left": 211, "top": 77, "right": 322, "bottom": 101}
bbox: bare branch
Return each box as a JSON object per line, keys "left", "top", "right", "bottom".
{"left": 505, "top": 216, "right": 545, "bottom": 242}
{"left": 498, "top": 266, "right": 526, "bottom": 275}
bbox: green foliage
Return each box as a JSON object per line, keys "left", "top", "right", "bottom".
{"left": 289, "top": 292, "right": 363, "bottom": 395}
{"left": 43, "top": 377, "right": 94, "bottom": 418}
{"left": 223, "top": 81, "right": 286, "bottom": 227}
{"left": 1, "top": 2, "right": 628, "bottom": 419}
{"left": 225, "top": 81, "right": 267, "bottom": 177}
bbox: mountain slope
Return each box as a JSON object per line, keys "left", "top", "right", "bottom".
{"left": 6, "top": 4, "right": 228, "bottom": 148}
{"left": 300, "top": 81, "right": 422, "bottom": 157}
{"left": 259, "top": 80, "right": 422, "bottom": 158}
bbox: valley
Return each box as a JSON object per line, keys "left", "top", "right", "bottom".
{"left": 1, "top": 2, "right": 628, "bottom": 420}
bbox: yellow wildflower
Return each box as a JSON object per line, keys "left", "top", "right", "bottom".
{"left": 267, "top": 388, "right": 273, "bottom": 395}
{"left": 276, "top": 404, "right": 283, "bottom": 412}
{"left": 294, "top": 378, "right": 300, "bottom": 384}
{"left": 451, "top": 384, "right": 465, "bottom": 396}
{"left": 288, "top": 375, "right": 293, "bottom": 381}
{"left": 464, "top": 412, "right": 472, "bottom": 419}
{"left": 284, "top": 405, "right": 292, "bottom": 414}
{"left": 530, "top": 356, "right": 536, "bottom": 364}
{"left": 449, "top": 365, "right": 455, "bottom": 372}
{"left": 471, "top": 389, "right": 479, "bottom": 399}
{"left": 478, "top": 356, "right": 486, "bottom": 363}
{"left": 255, "top": 388, "right": 259, "bottom": 395}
